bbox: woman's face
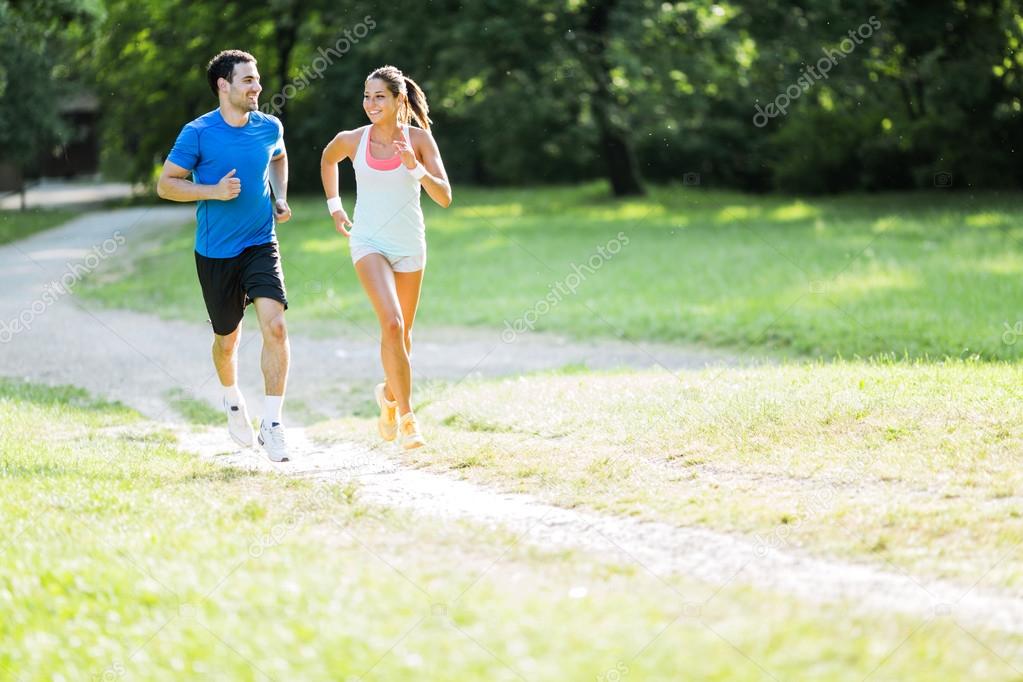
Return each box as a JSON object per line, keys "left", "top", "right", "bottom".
{"left": 364, "top": 78, "right": 399, "bottom": 123}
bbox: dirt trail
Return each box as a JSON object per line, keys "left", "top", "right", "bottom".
{"left": 0, "top": 207, "right": 735, "bottom": 423}
{"left": 178, "top": 426, "right": 1023, "bottom": 635}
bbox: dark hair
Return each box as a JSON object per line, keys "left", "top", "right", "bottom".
{"left": 366, "top": 65, "right": 433, "bottom": 130}
{"left": 206, "top": 50, "right": 257, "bottom": 96}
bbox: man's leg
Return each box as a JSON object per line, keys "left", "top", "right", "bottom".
{"left": 239, "top": 240, "right": 290, "bottom": 462}
{"left": 214, "top": 322, "right": 256, "bottom": 448}
{"left": 212, "top": 323, "right": 242, "bottom": 388}
{"left": 253, "top": 297, "right": 289, "bottom": 423}
{"left": 195, "top": 249, "right": 252, "bottom": 447}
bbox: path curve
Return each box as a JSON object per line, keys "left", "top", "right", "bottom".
{"left": 3, "top": 208, "right": 1020, "bottom": 635}
{"left": 0, "top": 207, "right": 736, "bottom": 423}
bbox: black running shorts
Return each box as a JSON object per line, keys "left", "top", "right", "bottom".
{"left": 194, "top": 242, "right": 288, "bottom": 336}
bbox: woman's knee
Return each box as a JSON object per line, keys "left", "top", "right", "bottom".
{"left": 380, "top": 312, "right": 405, "bottom": 340}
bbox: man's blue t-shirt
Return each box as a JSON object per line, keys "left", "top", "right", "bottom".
{"left": 167, "top": 109, "right": 284, "bottom": 258}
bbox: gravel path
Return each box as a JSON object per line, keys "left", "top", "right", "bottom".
{"left": 179, "top": 426, "right": 1023, "bottom": 635}
{"left": 0, "top": 178, "right": 137, "bottom": 210}
{"left": 0, "top": 207, "right": 736, "bottom": 422}
{"left": 4, "top": 208, "right": 1022, "bottom": 635}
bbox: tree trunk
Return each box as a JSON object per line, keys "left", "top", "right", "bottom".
{"left": 593, "top": 100, "right": 645, "bottom": 197}
{"left": 581, "top": 0, "right": 645, "bottom": 197}
{"left": 273, "top": 5, "right": 299, "bottom": 123}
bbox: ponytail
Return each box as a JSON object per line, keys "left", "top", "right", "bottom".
{"left": 403, "top": 76, "right": 432, "bottom": 131}
{"left": 366, "top": 65, "right": 434, "bottom": 130}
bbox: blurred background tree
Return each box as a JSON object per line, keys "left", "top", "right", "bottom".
{"left": 0, "top": 0, "right": 101, "bottom": 205}
{"left": 7, "top": 0, "right": 1022, "bottom": 196}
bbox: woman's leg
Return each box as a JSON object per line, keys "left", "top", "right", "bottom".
{"left": 389, "top": 268, "right": 425, "bottom": 406}
{"left": 354, "top": 254, "right": 413, "bottom": 415}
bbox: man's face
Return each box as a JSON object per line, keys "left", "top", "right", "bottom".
{"left": 222, "top": 61, "right": 261, "bottom": 111}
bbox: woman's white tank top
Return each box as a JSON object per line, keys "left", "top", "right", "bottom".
{"left": 350, "top": 124, "right": 426, "bottom": 256}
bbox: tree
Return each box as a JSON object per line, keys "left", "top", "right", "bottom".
{"left": 732, "top": 0, "right": 1023, "bottom": 191}
{"left": 0, "top": 0, "right": 99, "bottom": 208}
{"left": 574, "top": 0, "right": 645, "bottom": 195}
{"left": 74, "top": 0, "right": 1023, "bottom": 195}
{"left": 85, "top": 0, "right": 340, "bottom": 184}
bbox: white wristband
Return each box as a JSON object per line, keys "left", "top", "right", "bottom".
{"left": 408, "top": 163, "right": 427, "bottom": 180}
{"left": 326, "top": 196, "right": 343, "bottom": 214}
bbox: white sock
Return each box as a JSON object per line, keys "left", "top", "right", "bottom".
{"left": 264, "top": 395, "right": 283, "bottom": 426}
{"left": 223, "top": 384, "right": 242, "bottom": 406}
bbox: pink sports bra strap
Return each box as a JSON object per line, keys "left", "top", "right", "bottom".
{"left": 364, "top": 125, "right": 403, "bottom": 171}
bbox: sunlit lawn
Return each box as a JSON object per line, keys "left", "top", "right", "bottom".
{"left": 312, "top": 359, "right": 1023, "bottom": 593}
{"left": 81, "top": 183, "right": 1023, "bottom": 361}
{"left": 7, "top": 379, "right": 1023, "bottom": 679}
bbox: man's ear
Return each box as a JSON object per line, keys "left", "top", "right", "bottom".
{"left": 218, "top": 76, "right": 229, "bottom": 93}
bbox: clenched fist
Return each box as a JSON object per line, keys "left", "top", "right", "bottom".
{"left": 274, "top": 198, "right": 292, "bottom": 223}
{"left": 216, "top": 169, "right": 241, "bottom": 201}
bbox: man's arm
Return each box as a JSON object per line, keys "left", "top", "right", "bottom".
{"left": 269, "top": 151, "right": 288, "bottom": 202}
{"left": 156, "top": 160, "right": 239, "bottom": 202}
{"left": 269, "top": 149, "right": 291, "bottom": 223}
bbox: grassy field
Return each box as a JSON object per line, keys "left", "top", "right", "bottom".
{"left": 8, "top": 380, "right": 1023, "bottom": 679}
{"left": 0, "top": 208, "right": 78, "bottom": 245}
{"left": 11, "top": 185, "right": 1023, "bottom": 678}
{"left": 81, "top": 183, "right": 1023, "bottom": 361}
{"left": 310, "top": 359, "right": 1023, "bottom": 593}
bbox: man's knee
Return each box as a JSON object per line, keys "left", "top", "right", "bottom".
{"left": 262, "top": 314, "right": 288, "bottom": 344}
{"left": 213, "top": 329, "right": 241, "bottom": 355}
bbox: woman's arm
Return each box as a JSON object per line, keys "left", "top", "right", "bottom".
{"left": 398, "top": 129, "right": 452, "bottom": 208}
{"left": 320, "top": 130, "right": 359, "bottom": 235}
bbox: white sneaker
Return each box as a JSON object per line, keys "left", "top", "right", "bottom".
{"left": 223, "top": 397, "right": 255, "bottom": 448}
{"left": 258, "top": 420, "right": 290, "bottom": 462}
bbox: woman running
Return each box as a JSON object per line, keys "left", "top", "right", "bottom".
{"left": 320, "top": 65, "right": 452, "bottom": 450}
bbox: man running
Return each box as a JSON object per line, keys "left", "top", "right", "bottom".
{"left": 156, "top": 49, "right": 292, "bottom": 462}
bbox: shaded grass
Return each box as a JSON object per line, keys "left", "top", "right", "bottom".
{"left": 310, "top": 359, "right": 1023, "bottom": 592}
{"left": 0, "top": 208, "right": 78, "bottom": 245}
{"left": 81, "top": 183, "right": 1023, "bottom": 360}
{"left": 5, "top": 379, "right": 1023, "bottom": 679}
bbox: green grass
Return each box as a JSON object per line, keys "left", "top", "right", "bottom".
{"left": 0, "top": 208, "right": 78, "bottom": 245}
{"left": 6, "top": 379, "right": 1023, "bottom": 679}
{"left": 165, "top": 387, "right": 224, "bottom": 425}
{"left": 310, "top": 359, "right": 1023, "bottom": 592}
{"left": 82, "top": 183, "right": 1023, "bottom": 360}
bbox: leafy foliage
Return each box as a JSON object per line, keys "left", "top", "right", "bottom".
{"left": 0, "top": 0, "right": 101, "bottom": 173}
{"left": 8, "top": 0, "right": 1023, "bottom": 193}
